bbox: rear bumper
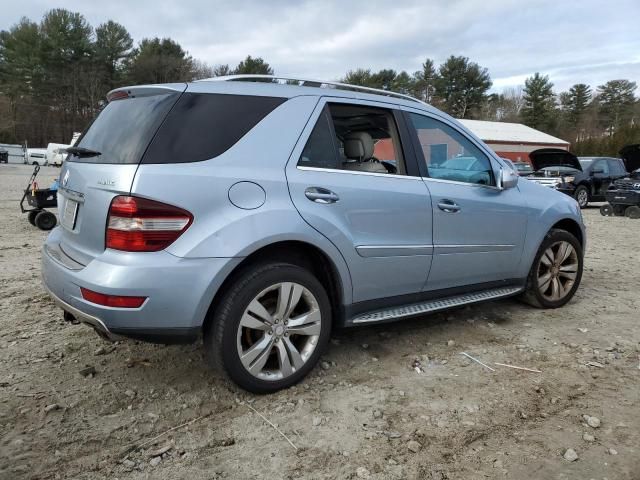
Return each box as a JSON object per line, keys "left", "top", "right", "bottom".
{"left": 41, "top": 227, "right": 241, "bottom": 344}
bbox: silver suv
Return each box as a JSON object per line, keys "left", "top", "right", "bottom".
{"left": 42, "top": 75, "right": 585, "bottom": 392}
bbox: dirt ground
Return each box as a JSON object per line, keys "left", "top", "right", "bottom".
{"left": 1, "top": 163, "right": 639, "bottom": 480}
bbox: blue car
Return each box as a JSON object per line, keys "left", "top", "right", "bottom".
{"left": 42, "top": 75, "right": 585, "bottom": 392}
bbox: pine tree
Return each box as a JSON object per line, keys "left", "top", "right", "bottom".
{"left": 521, "top": 73, "right": 556, "bottom": 131}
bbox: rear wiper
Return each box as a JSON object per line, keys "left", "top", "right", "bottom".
{"left": 66, "top": 146, "right": 102, "bottom": 158}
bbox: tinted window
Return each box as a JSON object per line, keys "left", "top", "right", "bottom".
{"left": 70, "top": 92, "right": 180, "bottom": 164}
{"left": 608, "top": 159, "right": 625, "bottom": 175}
{"left": 143, "top": 93, "right": 286, "bottom": 164}
{"left": 298, "top": 110, "right": 339, "bottom": 169}
{"left": 591, "top": 159, "right": 609, "bottom": 174}
{"left": 408, "top": 113, "right": 494, "bottom": 186}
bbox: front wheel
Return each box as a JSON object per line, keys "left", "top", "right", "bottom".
{"left": 625, "top": 206, "right": 640, "bottom": 219}
{"left": 599, "top": 204, "right": 613, "bottom": 216}
{"left": 574, "top": 185, "right": 589, "bottom": 208}
{"left": 520, "top": 229, "right": 583, "bottom": 308}
{"left": 205, "top": 263, "right": 331, "bottom": 393}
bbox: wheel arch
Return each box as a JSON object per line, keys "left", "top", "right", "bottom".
{"left": 551, "top": 218, "right": 584, "bottom": 247}
{"left": 202, "top": 240, "right": 347, "bottom": 333}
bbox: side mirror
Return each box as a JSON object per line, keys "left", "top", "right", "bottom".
{"left": 498, "top": 167, "right": 519, "bottom": 190}
{"left": 591, "top": 168, "right": 604, "bottom": 175}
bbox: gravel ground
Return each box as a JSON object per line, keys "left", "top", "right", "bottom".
{"left": 1, "top": 164, "right": 639, "bottom": 480}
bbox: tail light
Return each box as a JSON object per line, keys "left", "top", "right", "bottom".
{"left": 106, "top": 196, "right": 193, "bottom": 252}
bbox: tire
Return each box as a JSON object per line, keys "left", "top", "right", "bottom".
{"left": 625, "top": 206, "right": 640, "bottom": 219}
{"left": 599, "top": 204, "right": 613, "bottom": 216}
{"left": 204, "top": 263, "right": 332, "bottom": 393}
{"left": 520, "top": 228, "right": 583, "bottom": 309}
{"left": 27, "top": 210, "right": 40, "bottom": 226}
{"left": 34, "top": 210, "right": 57, "bottom": 230}
{"left": 573, "top": 185, "right": 589, "bottom": 208}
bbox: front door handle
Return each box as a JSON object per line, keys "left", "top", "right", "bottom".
{"left": 437, "top": 199, "right": 460, "bottom": 213}
{"left": 305, "top": 187, "right": 339, "bottom": 204}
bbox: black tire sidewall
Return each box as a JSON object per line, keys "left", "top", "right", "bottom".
{"left": 526, "top": 229, "right": 584, "bottom": 308}
{"left": 35, "top": 211, "right": 56, "bottom": 230}
{"left": 206, "top": 263, "right": 332, "bottom": 393}
{"left": 27, "top": 210, "right": 40, "bottom": 225}
{"left": 625, "top": 206, "right": 640, "bottom": 219}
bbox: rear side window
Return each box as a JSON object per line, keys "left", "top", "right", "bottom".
{"left": 142, "top": 93, "right": 286, "bottom": 164}
{"left": 298, "top": 109, "right": 339, "bottom": 169}
{"left": 70, "top": 93, "right": 180, "bottom": 164}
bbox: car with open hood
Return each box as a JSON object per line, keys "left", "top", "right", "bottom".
{"left": 603, "top": 144, "right": 640, "bottom": 218}
{"left": 527, "top": 148, "right": 627, "bottom": 208}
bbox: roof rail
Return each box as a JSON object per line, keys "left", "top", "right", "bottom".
{"left": 197, "top": 74, "right": 426, "bottom": 105}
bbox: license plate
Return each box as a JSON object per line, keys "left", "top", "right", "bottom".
{"left": 61, "top": 198, "right": 79, "bottom": 230}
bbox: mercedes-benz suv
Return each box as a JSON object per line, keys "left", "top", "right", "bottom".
{"left": 41, "top": 76, "right": 585, "bottom": 392}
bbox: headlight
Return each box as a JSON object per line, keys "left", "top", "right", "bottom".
{"left": 561, "top": 176, "right": 575, "bottom": 184}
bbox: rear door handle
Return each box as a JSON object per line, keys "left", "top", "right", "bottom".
{"left": 437, "top": 199, "right": 460, "bottom": 213}
{"left": 305, "top": 187, "right": 339, "bottom": 204}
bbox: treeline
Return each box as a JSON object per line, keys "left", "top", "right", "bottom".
{"left": 0, "top": 9, "right": 273, "bottom": 145}
{"left": 1, "top": 8, "right": 638, "bottom": 156}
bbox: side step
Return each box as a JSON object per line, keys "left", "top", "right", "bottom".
{"left": 350, "top": 286, "right": 523, "bottom": 324}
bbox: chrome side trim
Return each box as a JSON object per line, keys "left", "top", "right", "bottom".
{"left": 356, "top": 244, "right": 434, "bottom": 257}
{"left": 42, "top": 281, "right": 121, "bottom": 342}
{"left": 434, "top": 244, "right": 515, "bottom": 254}
{"left": 421, "top": 176, "right": 502, "bottom": 191}
{"left": 351, "top": 286, "right": 523, "bottom": 324}
{"left": 297, "top": 166, "right": 423, "bottom": 180}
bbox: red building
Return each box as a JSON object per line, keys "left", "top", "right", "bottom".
{"left": 458, "top": 120, "right": 570, "bottom": 163}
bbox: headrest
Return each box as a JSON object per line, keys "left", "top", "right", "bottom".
{"left": 344, "top": 131, "right": 374, "bottom": 161}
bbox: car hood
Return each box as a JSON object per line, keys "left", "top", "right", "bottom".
{"left": 529, "top": 148, "right": 582, "bottom": 171}
{"left": 619, "top": 144, "right": 640, "bottom": 173}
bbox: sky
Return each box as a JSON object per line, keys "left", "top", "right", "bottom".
{"left": 2, "top": 0, "right": 639, "bottom": 93}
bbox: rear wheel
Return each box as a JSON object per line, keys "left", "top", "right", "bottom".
{"left": 625, "top": 205, "right": 640, "bottom": 219}
{"left": 27, "top": 210, "right": 40, "bottom": 225}
{"left": 205, "top": 263, "right": 331, "bottom": 393}
{"left": 520, "top": 229, "right": 583, "bottom": 308}
{"left": 599, "top": 204, "right": 613, "bottom": 216}
{"left": 34, "top": 210, "right": 56, "bottom": 230}
{"left": 574, "top": 185, "right": 589, "bottom": 208}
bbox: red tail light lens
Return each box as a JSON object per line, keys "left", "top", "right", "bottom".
{"left": 80, "top": 287, "right": 146, "bottom": 308}
{"left": 106, "top": 196, "right": 193, "bottom": 252}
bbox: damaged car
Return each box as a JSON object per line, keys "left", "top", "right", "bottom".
{"left": 527, "top": 148, "right": 627, "bottom": 208}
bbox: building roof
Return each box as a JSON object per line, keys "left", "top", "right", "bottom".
{"left": 458, "top": 119, "right": 569, "bottom": 146}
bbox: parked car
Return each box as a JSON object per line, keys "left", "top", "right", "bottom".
{"left": 42, "top": 76, "right": 585, "bottom": 392}
{"left": 602, "top": 144, "right": 640, "bottom": 218}
{"left": 0, "top": 148, "right": 8, "bottom": 163}
{"left": 27, "top": 148, "right": 48, "bottom": 166}
{"left": 527, "top": 148, "right": 627, "bottom": 208}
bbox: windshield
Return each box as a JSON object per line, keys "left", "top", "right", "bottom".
{"left": 515, "top": 163, "right": 532, "bottom": 171}
{"left": 69, "top": 92, "right": 180, "bottom": 164}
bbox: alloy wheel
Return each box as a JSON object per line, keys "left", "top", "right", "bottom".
{"left": 236, "top": 282, "right": 322, "bottom": 381}
{"left": 576, "top": 189, "right": 588, "bottom": 207}
{"left": 536, "top": 241, "right": 579, "bottom": 302}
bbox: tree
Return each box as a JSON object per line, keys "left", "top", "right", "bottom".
{"left": 94, "top": 20, "right": 133, "bottom": 89}
{"left": 434, "top": 55, "right": 491, "bottom": 118}
{"left": 126, "top": 37, "right": 195, "bottom": 85}
{"left": 412, "top": 58, "right": 437, "bottom": 103}
{"left": 212, "top": 64, "right": 232, "bottom": 76}
{"left": 233, "top": 55, "right": 273, "bottom": 75}
{"left": 521, "top": 73, "right": 556, "bottom": 130}
{"left": 597, "top": 79, "right": 637, "bottom": 134}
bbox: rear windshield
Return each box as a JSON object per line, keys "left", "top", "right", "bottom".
{"left": 69, "top": 92, "right": 180, "bottom": 164}
{"left": 141, "top": 93, "right": 286, "bottom": 164}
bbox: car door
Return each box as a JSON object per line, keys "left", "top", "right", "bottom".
{"left": 286, "top": 99, "right": 433, "bottom": 303}
{"left": 590, "top": 159, "right": 611, "bottom": 197}
{"left": 403, "top": 110, "right": 528, "bottom": 291}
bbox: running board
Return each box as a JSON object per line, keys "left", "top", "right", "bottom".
{"left": 350, "top": 286, "right": 523, "bottom": 324}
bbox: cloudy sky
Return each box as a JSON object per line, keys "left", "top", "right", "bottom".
{"left": 3, "top": 0, "right": 639, "bottom": 93}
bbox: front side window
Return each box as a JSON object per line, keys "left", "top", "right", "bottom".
{"left": 591, "top": 159, "right": 609, "bottom": 175}
{"left": 608, "top": 159, "right": 625, "bottom": 175}
{"left": 408, "top": 113, "right": 494, "bottom": 186}
{"left": 298, "top": 103, "right": 407, "bottom": 175}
